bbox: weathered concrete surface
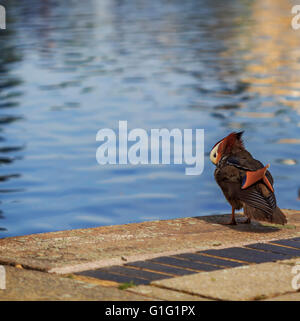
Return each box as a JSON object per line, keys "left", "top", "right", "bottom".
{"left": 128, "top": 285, "right": 213, "bottom": 301}
{"left": 0, "top": 211, "right": 299, "bottom": 301}
{"left": 0, "top": 266, "right": 153, "bottom": 301}
{"left": 264, "top": 292, "right": 300, "bottom": 301}
{"left": 152, "top": 260, "right": 299, "bottom": 301}
{"left": 0, "top": 210, "right": 299, "bottom": 273}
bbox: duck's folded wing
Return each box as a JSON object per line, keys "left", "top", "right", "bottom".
{"left": 225, "top": 155, "right": 276, "bottom": 216}
{"left": 238, "top": 185, "right": 276, "bottom": 218}
{"left": 226, "top": 155, "right": 274, "bottom": 192}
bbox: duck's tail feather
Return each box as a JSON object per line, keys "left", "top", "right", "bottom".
{"left": 244, "top": 204, "right": 287, "bottom": 225}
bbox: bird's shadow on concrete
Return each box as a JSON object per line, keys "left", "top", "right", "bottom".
{"left": 195, "top": 213, "right": 285, "bottom": 233}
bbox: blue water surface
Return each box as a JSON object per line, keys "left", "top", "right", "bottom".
{"left": 0, "top": 0, "right": 299, "bottom": 237}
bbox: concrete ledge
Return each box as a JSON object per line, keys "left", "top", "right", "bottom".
{"left": 264, "top": 292, "right": 300, "bottom": 301}
{"left": 151, "top": 260, "right": 298, "bottom": 301}
{"left": 0, "top": 266, "right": 153, "bottom": 301}
{"left": 127, "top": 285, "right": 213, "bottom": 301}
{"left": 0, "top": 210, "right": 299, "bottom": 301}
{"left": 0, "top": 210, "right": 299, "bottom": 274}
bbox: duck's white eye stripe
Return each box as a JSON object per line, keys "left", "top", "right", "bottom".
{"left": 209, "top": 142, "right": 220, "bottom": 164}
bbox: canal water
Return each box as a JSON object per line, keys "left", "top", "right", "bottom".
{"left": 0, "top": 0, "right": 299, "bottom": 237}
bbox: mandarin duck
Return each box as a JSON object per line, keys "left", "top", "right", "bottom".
{"left": 210, "top": 131, "right": 287, "bottom": 225}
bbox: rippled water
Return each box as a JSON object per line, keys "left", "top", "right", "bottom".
{"left": 0, "top": 0, "right": 299, "bottom": 237}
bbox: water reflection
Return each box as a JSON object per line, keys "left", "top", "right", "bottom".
{"left": 0, "top": 0, "right": 299, "bottom": 237}
{"left": 0, "top": 1, "right": 24, "bottom": 232}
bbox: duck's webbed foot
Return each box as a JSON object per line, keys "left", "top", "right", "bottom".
{"left": 221, "top": 219, "right": 237, "bottom": 225}
{"left": 240, "top": 217, "right": 251, "bottom": 224}
{"left": 221, "top": 207, "right": 237, "bottom": 225}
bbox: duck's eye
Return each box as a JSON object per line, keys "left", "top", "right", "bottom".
{"left": 213, "top": 153, "right": 216, "bottom": 158}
